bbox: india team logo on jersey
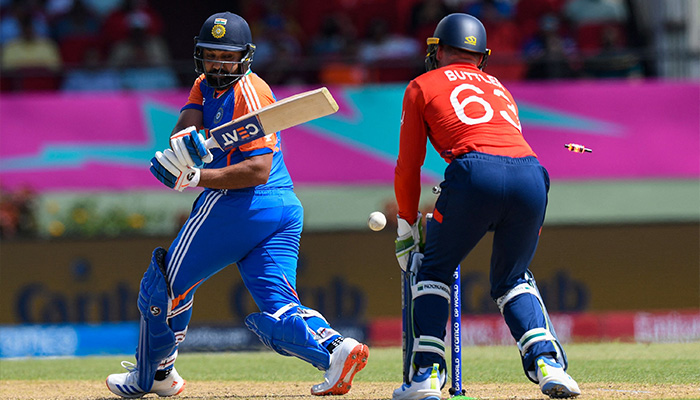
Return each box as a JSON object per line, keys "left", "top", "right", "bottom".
{"left": 214, "top": 107, "right": 224, "bottom": 124}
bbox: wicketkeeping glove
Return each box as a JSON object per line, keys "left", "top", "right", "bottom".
{"left": 170, "top": 126, "right": 213, "bottom": 168}
{"left": 394, "top": 212, "right": 424, "bottom": 271}
{"left": 150, "top": 149, "right": 201, "bottom": 191}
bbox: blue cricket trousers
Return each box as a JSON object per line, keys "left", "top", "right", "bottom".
{"left": 414, "top": 152, "right": 553, "bottom": 367}
{"left": 163, "top": 188, "right": 306, "bottom": 351}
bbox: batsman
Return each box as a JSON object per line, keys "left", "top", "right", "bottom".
{"left": 105, "top": 11, "right": 368, "bottom": 398}
{"left": 393, "top": 13, "right": 580, "bottom": 400}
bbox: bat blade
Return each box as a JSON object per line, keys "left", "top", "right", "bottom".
{"left": 204, "top": 87, "right": 339, "bottom": 151}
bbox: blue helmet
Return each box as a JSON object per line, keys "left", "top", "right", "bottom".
{"left": 425, "top": 13, "right": 491, "bottom": 71}
{"left": 194, "top": 12, "right": 256, "bottom": 89}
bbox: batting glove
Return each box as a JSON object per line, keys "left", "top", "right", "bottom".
{"left": 150, "top": 149, "right": 201, "bottom": 191}
{"left": 170, "top": 126, "right": 213, "bottom": 168}
{"left": 395, "top": 212, "right": 424, "bottom": 271}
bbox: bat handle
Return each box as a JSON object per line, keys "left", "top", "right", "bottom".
{"left": 203, "top": 136, "right": 219, "bottom": 150}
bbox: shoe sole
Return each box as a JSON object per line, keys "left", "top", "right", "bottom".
{"left": 542, "top": 382, "right": 580, "bottom": 399}
{"left": 105, "top": 379, "right": 146, "bottom": 399}
{"left": 155, "top": 380, "right": 186, "bottom": 397}
{"left": 105, "top": 379, "right": 186, "bottom": 398}
{"left": 392, "top": 387, "right": 442, "bottom": 400}
{"left": 312, "top": 343, "right": 369, "bottom": 396}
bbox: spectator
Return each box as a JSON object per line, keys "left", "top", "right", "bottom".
{"left": 358, "top": 17, "right": 421, "bottom": 83}
{"left": 563, "top": 0, "right": 628, "bottom": 26}
{"left": 251, "top": 0, "right": 304, "bottom": 84}
{"left": 359, "top": 18, "right": 420, "bottom": 64}
{"left": 107, "top": 11, "right": 169, "bottom": 69}
{"left": 476, "top": 0, "right": 526, "bottom": 81}
{"left": 254, "top": 25, "right": 304, "bottom": 85}
{"left": 44, "top": 0, "right": 76, "bottom": 18}
{"left": 61, "top": 44, "right": 122, "bottom": 91}
{"left": 253, "top": 0, "right": 303, "bottom": 43}
{"left": 1, "top": 12, "right": 62, "bottom": 73}
{"left": 514, "top": 0, "right": 565, "bottom": 42}
{"left": 409, "top": 0, "right": 453, "bottom": 42}
{"left": 50, "top": 0, "right": 102, "bottom": 67}
{"left": 50, "top": 0, "right": 101, "bottom": 42}
{"left": 79, "top": 0, "right": 122, "bottom": 18}
{"left": 100, "top": 0, "right": 163, "bottom": 52}
{"left": 522, "top": 13, "right": 580, "bottom": 80}
{"left": 311, "top": 13, "right": 357, "bottom": 61}
{"left": 312, "top": 13, "right": 363, "bottom": 85}
{"left": 106, "top": 9, "right": 177, "bottom": 90}
{"left": 563, "top": 0, "right": 629, "bottom": 54}
{"left": 581, "top": 23, "right": 642, "bottom": 78}
{"left": 0, "top": 0, "right": 51, "bottom": 45}
{"left": 464, "top": 0, "right": 515, "bottom": 20}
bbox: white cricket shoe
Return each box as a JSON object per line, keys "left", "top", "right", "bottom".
{"left": 536, "top": 356, "right": 581, "bottom": 398}
{"left": 106, "top": 361, "right": 185, "bottom": 398}
{"left": 311, "top": 338, "right": 369, "bottom": 395}
{"left": 392, "top": 363, "right": 444, "bottom": 400}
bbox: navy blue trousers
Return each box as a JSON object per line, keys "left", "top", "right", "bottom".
{"left": 413, "top": 152, "right": 556, "bottom": 369}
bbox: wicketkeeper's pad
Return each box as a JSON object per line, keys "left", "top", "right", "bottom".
{"left": 496, "top": 269, "right": 568, "bottom": 383}
{"left": 402, "top": 251, "right": 423, "bottom": 384}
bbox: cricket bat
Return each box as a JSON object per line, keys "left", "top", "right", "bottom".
{"left": 203, "top": 87, "right": 339, "bottom": 151}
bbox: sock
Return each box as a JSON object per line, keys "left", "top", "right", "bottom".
{"left": 538, "top": 353, "right": 559, "bottom": 364}
{"left": 154, "top": 369, "right": 171, "bottom": 381}
{"left": 324, "top": 335, "right": 344, "bottom": 354}
{"left": 417, "top": 366, "right": 431, "bottom": 375}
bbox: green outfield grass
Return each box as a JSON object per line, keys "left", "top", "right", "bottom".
{"left": 1, "top": 342, "right": 699, "bottom": 384}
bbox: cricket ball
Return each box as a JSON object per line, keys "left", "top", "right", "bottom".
{"left": 367, "top": 211, "right": 387, "bottom": 231}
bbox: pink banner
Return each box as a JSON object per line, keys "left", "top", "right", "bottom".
{"left": 1, "top": 82, "right": 698, "bottom": 192}
{"left": 509, "top": 81, "right": 700, "bottom": 180}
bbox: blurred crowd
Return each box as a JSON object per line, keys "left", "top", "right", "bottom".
{"left": 0, "top": 0, "right": 174, "bottom": 91}
{"left": 0, "top": 0, "right": 697, "bottom": 90}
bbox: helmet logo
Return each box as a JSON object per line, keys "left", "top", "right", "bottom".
{"left": 212, "top": 24, "right": 226, "bottom": 39}
{"left": 464, "top": 36, "right": 477, "bottom": 46}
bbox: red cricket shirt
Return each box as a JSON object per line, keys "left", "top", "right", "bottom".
{"left": 395, "top": 62, "right": 536, "bottom": 224}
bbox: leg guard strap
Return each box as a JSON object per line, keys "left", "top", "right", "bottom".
{"left": 496, "top": 282, "right": 538, "bottom": 314}
{"left": 413, "top": 335, "right": 446, "bottom": 358}
{"left": 135, "top": 247, "right": 176, "bottom": 392}
{"left": 518, "top": 328, "right": 557, "bottom": 356}
{"left": 412, "top": 280, "right": 451, "bottom": 301}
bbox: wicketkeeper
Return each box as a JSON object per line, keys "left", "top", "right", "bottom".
{"left": 105, "top": 11, "right": 368, "bottom": 398}
{"left": 393, "top": 13, "right": 580, "bottom": 400}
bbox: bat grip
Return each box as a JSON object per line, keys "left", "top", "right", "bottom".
{"left": 203, "top": 136, "right": 219, "bottom": 150}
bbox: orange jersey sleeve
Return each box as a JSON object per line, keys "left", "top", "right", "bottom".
{"left": 185, "top": 74, "right": 206, "bottom": 110}
{"left": 233, "top": 73, "right": 278, "bottom": 153}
